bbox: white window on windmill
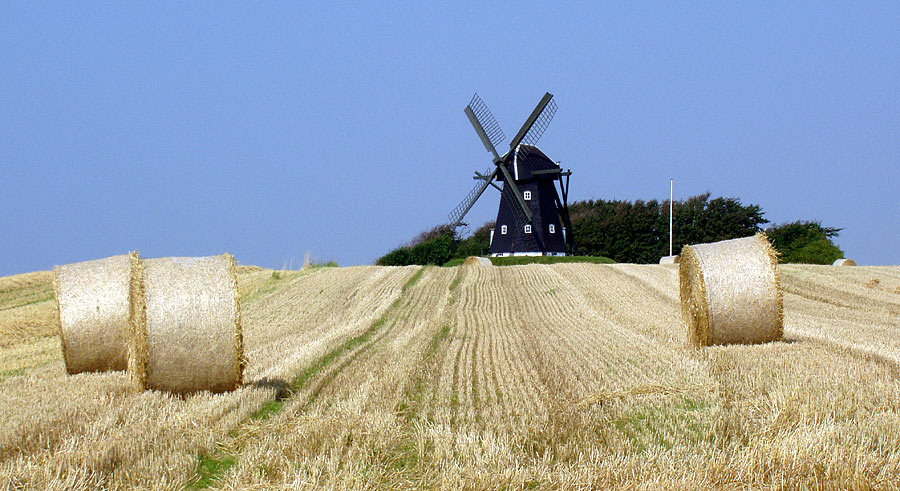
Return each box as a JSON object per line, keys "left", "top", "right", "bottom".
{"left": 523, "top": 190, "right": 532, "bottom": 200}
{"left": 501, "top": 225, "right": 508, "bottom": 235}
{"left": 549, "top": 224, "right": 555, "bottom": 234}
{"left": 524, "top": 224, "right": 532, "bottom": 234}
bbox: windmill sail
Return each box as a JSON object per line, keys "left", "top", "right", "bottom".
{"left": 449, "top": 90, "right": 569, "bottom": 256}
{"left": 466, "top": 94, "right": 506, "bottom": 155}
{"left": 510, "top": 93, "right": 557, "bottom": 166}
{"left": 448, "top": 167, "right": 496, "bottom": 227}
{"left": 450, "top": 93, "right": 506, "bottom": 227}
{"left": 521, "top": 96, "right": 557, "bottom": 146}
{"left": 508, "top": 92, "right": 555, "bottom": 150}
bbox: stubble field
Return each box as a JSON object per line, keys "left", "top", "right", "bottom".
{"left": 1, "top": 262, "right": 899, "bottom": 489}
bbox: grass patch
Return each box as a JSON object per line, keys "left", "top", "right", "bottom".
{"left": 442, "top": 255, "right": 614, "bottom": 267}
{"left": 240, "top": 270, "right": 302, "bottom": 305}
{"left": 290, "top": 325, "right": 375, "bottom": 394}
{"left": 398, "top": 324, "right": 452, "bottom": 422}
{"left": 190, "top": 266, "right": 427, "bottom": 486}
{"left": 448, "top": 270, "right": 462, "bottom": 292}
{"left": 612, "top": 397, "right": 708, "bottom": 452}
{"left": 257, "top": 266, "right": 426, "bottom": 415}
{"left": 0, "top": 284, "right": 55, "bottom": 311}
{"left": 250, "top": 400, "right": 284, "bottom": 421}
{"left": 388, "top": 440, "right": 420, "bottom": 471}
{"left": 430, "top": 326, "right": 451, "bottom": 354}
{"left": 188, "top": 453, "right": 235, "bottom": 489}
{"left": 0, "top": 367, "right": 26, "bottom": 383}
{"left": 289, "top": 267, "right": 426, "bottom": 407}
{"left": 489, "top": 255, "right": 615, "bottom": 266}
{"left": 308, "top": 259, "right": 339, "bottom": 268}
{"left": 401, "top": 266, "right": 426, "bottom": 292}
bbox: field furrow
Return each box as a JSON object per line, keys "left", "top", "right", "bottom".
{"left": 0, "top": 266, "right": 413, "bottom": 489}
{"left": 213, "top": 266, "right": 456, "bottom": 488}
{"left": 780, "top": 265, "right": 900, "bottom": 370}
{"left": 398, "top": 264, "right": 722, "bottom": 488}
{"left": 0, "top": 263, "right": 899, "bottom": 489}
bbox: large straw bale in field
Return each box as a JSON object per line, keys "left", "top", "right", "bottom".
{"left": 659, "top": 255, "right": 680, "bottom": 264}
{"left": 679, "top": 234, "right": 783, "bottom": 346}
{"left": 463, "top": 256, "right": 492, "bottom": 266}
{"left": 833, "top": 258, "right": 857, "bottom": 266}
{"left": 129, "top": 254, "right": 243, "bottom": 394}
{"left": 54, "top": 253, "right": 137, "bottom": 374}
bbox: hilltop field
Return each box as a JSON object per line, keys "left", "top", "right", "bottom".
{"left": 1, "top": 262, "right": 899, "bottom": 489}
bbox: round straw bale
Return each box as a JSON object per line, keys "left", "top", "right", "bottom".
{"left": 833, "top": 258, "right": 857, "bottom": 266}
{"left": 129, "top": 254, "right": 243, "bottom": 394}
{"left": 659, "top": 255, "right": 680, "bottom": 265}
{"left": 463, "top": 256, "right": 492, "bottom": 266}
{"left": 54, "top": 253, "right": 138, "bottom": 374}
{"left": 679, "top": 233, "right": 783, "bottom": 346}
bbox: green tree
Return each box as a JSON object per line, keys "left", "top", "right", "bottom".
{"left": 455, "top": 221, "right": 494, "bottom": 258}
{"left": 377, "top": 194, "right": 820, "bottom": 266}
{"left": 408, "top": 232, "right": 456, "bottom": 265}
{"left": 765, "top": 221, "right": 843, "bottom": 264}
{"left": 376, "top": 225, "right": 460, "bottom": 266}
{"left": 570, "top": 193, "right": 768, "bottom": 263}
{"left": 375, "top": 246, "right": 412, "bottom": 266}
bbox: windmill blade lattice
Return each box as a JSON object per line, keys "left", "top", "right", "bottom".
{"left": 448, "top": 167, "right": 495, "bottom": 227}
{"left": 514, "top": 96, "right": 557, "bottom": 174}
{"left": 468, "top": 94, "right": 507, "bottom": 151}
{"left": 521, "top": 97, "right": 557, "bottom": 146}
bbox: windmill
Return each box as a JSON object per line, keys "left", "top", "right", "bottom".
{"left": 448, "top": 92, "right": 574, "bottom": 256}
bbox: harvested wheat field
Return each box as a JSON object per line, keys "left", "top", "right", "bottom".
{"left": 1, "top": 263, "right": 899, "bottom": 489}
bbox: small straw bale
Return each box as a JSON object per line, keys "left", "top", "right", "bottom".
{"left": 463, "top": 256, "right": 492, "bottom": 266}
{"left": 679, "top": 233, "right": 783, "bottom": 346}
{"left": 129, "top": 254, "right": 243, "bottom": 394}
{"left": 833, "top": 258, "right": 857, "bottom": 266}
{"left": 54, "top": 253, "right": 138, "bottom": 374}
{"left": 659, "top": 255, "right": 680, "bottom": 265}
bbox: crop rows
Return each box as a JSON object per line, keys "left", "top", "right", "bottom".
{"left": 0, "top": 263, "right": 898, "bottom": 489}
{"left": 0, "top": 266, "right": 414, "bottom": 489}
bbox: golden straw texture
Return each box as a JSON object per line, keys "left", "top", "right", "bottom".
{"left": 679, "top": 233, "right": 783, "bottom": 346}
{"left": 833, "top": 258, "right": 857, "bottom": 266}
{"left": 128, "top": 254, "right": 243, "bottom": 394}
{"left": 53, "top": 253, "right": 137, "bottom": 374}
{"left": 463, "top": 256, "right": 492, "bottom": 266}
{"left": 659, "top": 255, "right": 680, "bottom": 264}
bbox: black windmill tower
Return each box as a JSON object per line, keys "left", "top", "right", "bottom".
{"left": 448, "top": 92, "right": 574, "bottom": 256}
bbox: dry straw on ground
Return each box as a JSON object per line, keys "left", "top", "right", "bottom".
{"left": 128, "top": 254, "right": 243, "bottom": 394}
{"left": 4, "top": 263, "right": 900, "bottom": 488}
{"left": 833, "top": 258, "right": 857, "bottom": 266}
{"left": 679, "top": 233, "right": 783, "bottom": 346}
{"left": 54, "top": 253, "right": 138, "bottom": 374}
{"left": 659, "top": 255, "right": 680, "bottom": 264}
{"left": 463, "top": 256, "right": 492, "bottom": 266}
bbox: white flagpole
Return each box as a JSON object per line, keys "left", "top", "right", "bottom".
{"left": 669, "top": 179, "right": 674, "bottom": 257}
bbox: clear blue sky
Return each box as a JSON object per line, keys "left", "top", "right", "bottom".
{"left": 2, "top": 2, "right": 898, "bottom": 275}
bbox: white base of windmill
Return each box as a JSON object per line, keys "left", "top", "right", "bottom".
{"left": 490, "top": 252, "right": 567, "bottom": 257}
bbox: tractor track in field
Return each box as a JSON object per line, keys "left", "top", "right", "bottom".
{"left": 3, "top": 264, "right": 900, "bottom": 489}
{"left": 211, "top": 266, "right": 460, "bottom": 488}
{"left": 186, "top": 266, "right": 430, "bottom": 486}
{"left": 299, "top": 267, "right": 429, "bottom": 410}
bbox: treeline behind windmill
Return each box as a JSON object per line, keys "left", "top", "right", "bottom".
{"left": 376, "top": 193, "right": 845, "bottom": 266}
